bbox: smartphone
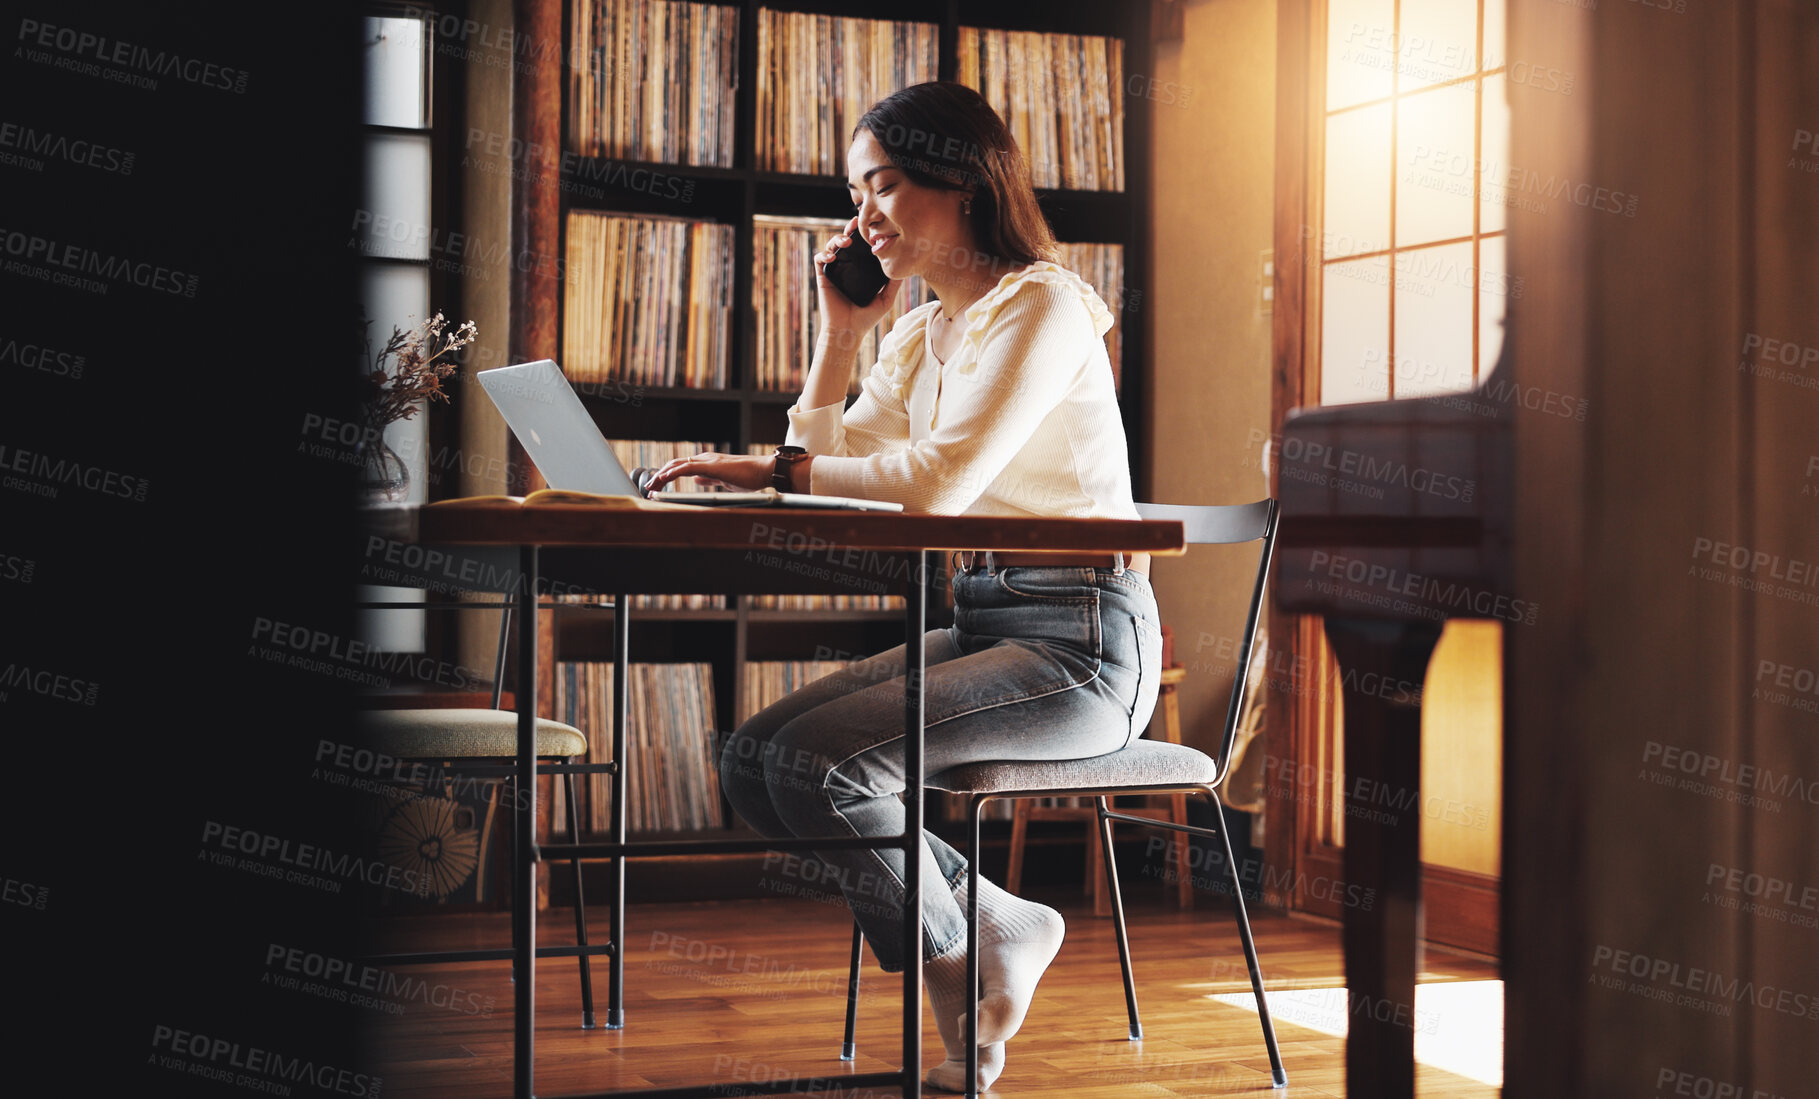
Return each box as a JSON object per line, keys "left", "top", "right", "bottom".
{"left": 821, "top": 230, "right": 890, "bottom": 306}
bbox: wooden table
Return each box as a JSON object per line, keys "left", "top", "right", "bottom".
{"left": 375, "top": 501, "right": 1186, "bottom": 1099}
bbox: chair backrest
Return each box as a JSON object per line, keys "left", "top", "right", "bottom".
{"left": 1134, "top": 499, "right": 1280, "bottom": 784}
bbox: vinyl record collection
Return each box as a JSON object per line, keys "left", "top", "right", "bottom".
{"left": 551, "top": 661, "right": 723, "bottom": 834}
{"left": 957, "top": 26, "right": 1125, "bottom": 192}
{"left": 746, "top": 594, "right": 904, "bottom": 611}
{"left": 568, "top": 0, "right": 740, "bottom": 166}
{"left": 755, "top": 9, "right": 938, "bottom": 175}
{"left": 561, "top": 210, "right": 735, "bottom": 388}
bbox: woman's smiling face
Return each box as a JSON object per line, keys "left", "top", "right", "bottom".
{"left": 844, "top": 129, "right": 972, "bottom": 284}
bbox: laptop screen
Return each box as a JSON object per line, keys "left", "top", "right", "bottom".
{"left": 476, "top": 360, "right": 641, "bottom": 496}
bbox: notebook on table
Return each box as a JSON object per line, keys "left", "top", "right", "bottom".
{"left": 475, "top": 360, "right": 902, "bottom": 512}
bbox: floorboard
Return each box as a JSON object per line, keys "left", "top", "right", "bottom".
{"left": 365, "top": 889, "right": 1501, "bottom": 1097}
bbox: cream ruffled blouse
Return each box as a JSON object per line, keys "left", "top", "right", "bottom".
{"left": 786, "top": 261, "right": 1139, "bottom": 518}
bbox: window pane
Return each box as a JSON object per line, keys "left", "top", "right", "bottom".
{"left": 360, "top": 263, "right": 432, "bottom": 374}
{"left": 357, "top": 262, "right": 430, "bottom": 653}
{"left": 359, "top": 263, "right": 432, "bottom": 500}
{"left": 1397, "top": 83, "right": 1477, "bottom": 247}
{"left": 1322, "top": 256, "right": 1391, "bottom": 405}
{"left": 1393, "top": 240, "right": 1476, "bottom": 396}
{"left": 1478, "top": 234, "right": 1508, "bottom": 376}
{"left": 364, "top": 15, "right": 428, "bottom": 129}
{"left": 1327, "top": 0, "right": 1395, "bottom": 110}
{"left": 1325, "top": 102, "right": 1392, "bottom": 258}
{"left": 1482, "top": 0, "right": 1508, "bottom": 72}
{"left": 360, "top": 133, "right": 433, "bottom": 260}
{"left": 1397, "top": 0, "right": 1478, "bottom": 91}
{"left": 1480, "top": 73, "right": 1511, "bottom": 234}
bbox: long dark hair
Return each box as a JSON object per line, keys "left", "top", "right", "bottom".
{"left": 854, "top": 81, "right": 1058, "bottom": 266}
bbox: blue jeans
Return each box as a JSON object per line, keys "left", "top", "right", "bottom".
{"left": 719, "top": 564, "right": 1165, "bottom": 971}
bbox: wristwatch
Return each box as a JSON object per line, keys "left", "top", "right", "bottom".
{"left": 771, "top": 444, "right": 808, "bottom": 492}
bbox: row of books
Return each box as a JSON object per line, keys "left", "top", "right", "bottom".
{"left": 561, "top": 210, "right": 734, "bottom": 387}
{"left": 560, "top": 211, "right": 1122, "bottom": 391}
{"left": 558, "top": 592, "right": 905, "bottom": 613}
{"left": 567, "top": 3, "right": 1127, "bottom": 193}
{"left": 755, "top": 8, "right": 939, "bottom": 176}
{"left": 957, "top": 28, "right": 1126, "bottom": 193}
{"left": 748, "top": 594, "right": 904, "bottom": 612}
{"left": 751, "top": 215, "right": 932, "bottom": 392}
{"left": 551, "top": 661, "right": 724, "bottom": 834}
{"left": 568, "top": 0, "right": 740, "bottom": 167}
{"left": 556, "top": 581, "right": 906, "bottom": 616}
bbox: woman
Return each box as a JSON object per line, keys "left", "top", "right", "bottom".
{"left": 642, "top": 81, "right": 1163, "bottom": 1093}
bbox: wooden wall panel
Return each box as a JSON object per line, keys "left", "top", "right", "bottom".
{"left": 1504, "top": 0, "right": 1819, "bottom": 1094}
{"left": 1741, "top": 4, "right": 1819, "bottom": 1097}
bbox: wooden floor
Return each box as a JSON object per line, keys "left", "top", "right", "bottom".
{"left": 367, "top": 889, "right": 1501, "bottom": 1097}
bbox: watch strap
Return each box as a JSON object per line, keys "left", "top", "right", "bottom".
{"left": 771, "top": 446, "right": 806, "bottom": 492}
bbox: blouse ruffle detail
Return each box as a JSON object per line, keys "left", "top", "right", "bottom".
{"left": 875, "top": 300, "right": 943, "bottom": 402}
{"left": 953, "top": 261, "right": 1115, "bottom": 380}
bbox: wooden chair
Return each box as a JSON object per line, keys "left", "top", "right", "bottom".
{"left": 840, "top": 500, "right": 1287, "bottom": 1095}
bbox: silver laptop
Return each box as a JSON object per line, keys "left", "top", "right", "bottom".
{"left": 476, "top": 360, "right": 902, "bottom": 511}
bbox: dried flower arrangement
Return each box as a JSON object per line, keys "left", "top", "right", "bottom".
{"left": 362, "top": 311, "right": 478, "bottom": 433}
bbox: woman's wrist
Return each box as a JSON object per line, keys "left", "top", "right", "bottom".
{"left": 802, "top": 334, "right": 857, "bottom": 414}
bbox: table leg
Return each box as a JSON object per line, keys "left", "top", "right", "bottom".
{"left": 901, "top": 551, "right": 926, "bottom": 1099}
{"left": 608, "top": 590, "right": 629, "bottom": 1029}
{"left": 1323, "top": 616, "right": 1441, "bottom": 1099}
{"left": 515, "top": 545, "right": 539, "bottom": 1099}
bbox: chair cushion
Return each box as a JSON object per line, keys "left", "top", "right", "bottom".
{"left": 927, "top": 740, "right": 1219, "bottom": 796}
{"left": 357, "top": 708, "right": 587, "bottom": 759}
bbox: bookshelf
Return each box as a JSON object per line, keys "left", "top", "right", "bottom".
{"left": 495, "top": 0, "right": 1154, "bottom": 883}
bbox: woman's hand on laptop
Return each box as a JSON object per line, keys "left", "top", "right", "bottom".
{"left": 642, "top": 452, "right": 775, "bottom": 496}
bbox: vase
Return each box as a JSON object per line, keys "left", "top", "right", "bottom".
{"left": 357, "top": 434, "right": 410, "bottom": 503}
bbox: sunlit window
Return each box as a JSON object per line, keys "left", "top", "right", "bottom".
{"left": 1318, "top": 0, "right": 1509, "bottom": 405}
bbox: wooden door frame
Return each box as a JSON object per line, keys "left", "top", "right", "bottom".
{"left": 1266, "top": 0, "right": 1498, "bottom": 956}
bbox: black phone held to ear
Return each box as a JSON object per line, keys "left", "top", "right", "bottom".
{"left": 822, "top": 231, "right": 889, "bottom": 306}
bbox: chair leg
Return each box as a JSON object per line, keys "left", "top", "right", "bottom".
{"left": 475, "top": 778, "right": 501, "bottom": 900}
{"left": 965, "top": 795, "right": 986, "bottom": 1099}
{"left": 1006, "top": 799, "right": 1030, "bottom": 895}
{"left": 1096, "top": 797, "right": 1142, "bottom": 1040}
{"left": 1201, "top": 787, "right": 1286, "bottom": 1087}
{"left": 841, "top": 922, "right": 862, "bottom": 1061}
{"left": 565, "top": 771, "right": 597, "bottom": 1029}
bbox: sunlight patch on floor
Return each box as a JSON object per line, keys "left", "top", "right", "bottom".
{"left": 1209, "top": 979, "right": 1503, "bottom": 1087}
